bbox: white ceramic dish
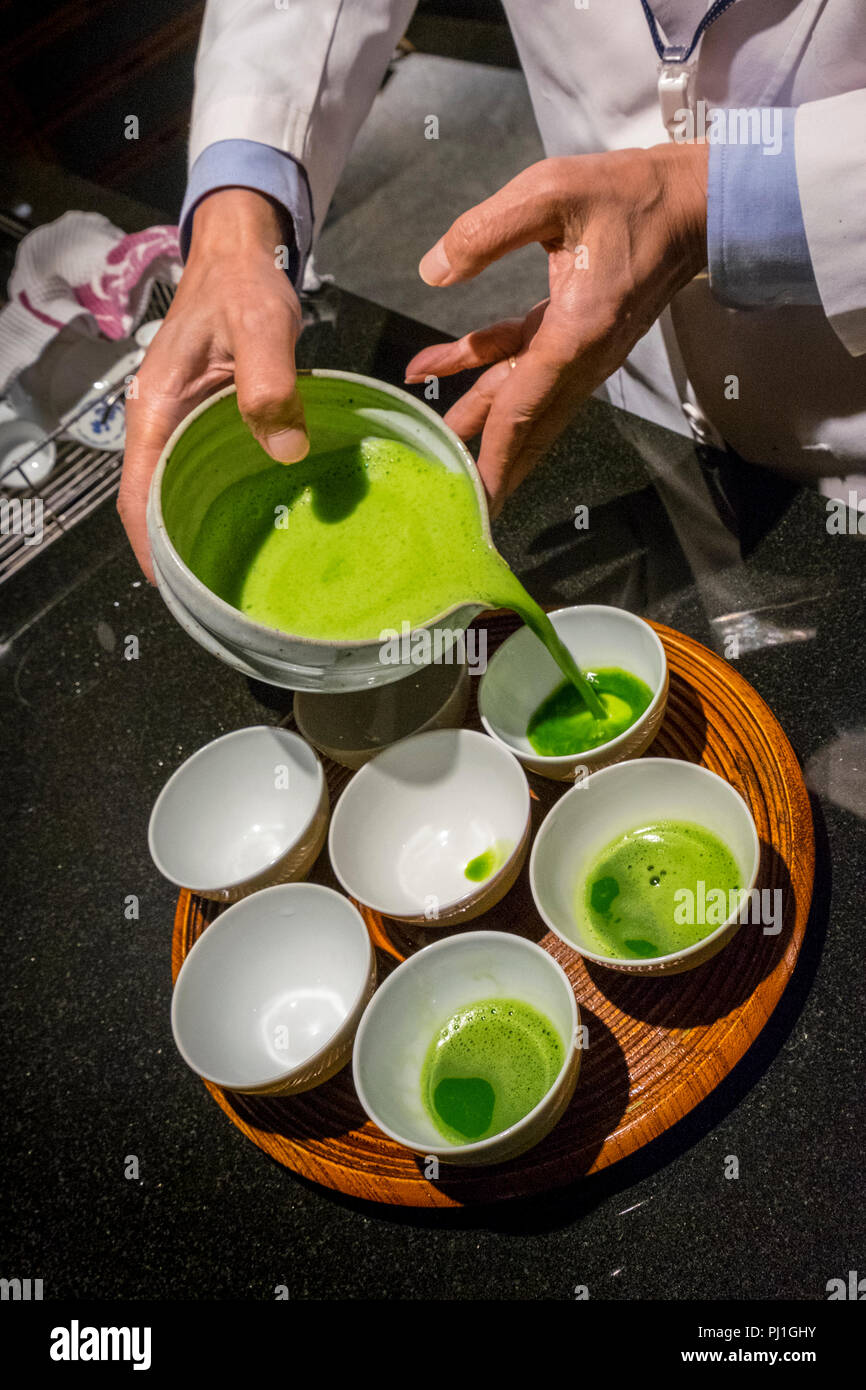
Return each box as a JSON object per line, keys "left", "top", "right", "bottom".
{"left": 479, "top": 604, "right": 669, "bottom": 780}
{"left": 352, "top": 931, "right": 580, "bottom": 1165}
{"left": 171, "top": 883, "right": 376, "bottom": 1095}
{"left": 328, "top": 727, "right": 530, "bottom": 925}
{"left": 0, "top": 409, "right": 56, "bottom": 490}
{"left": 148, "top": 725, "right": 328, "bottom": 901}
{"left": 530, "top": 757, "right": 761, "bottom": 975}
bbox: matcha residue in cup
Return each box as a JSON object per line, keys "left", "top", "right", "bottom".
{"left": 420, "top": 998, "right": 564, "bottom": 1144}
{"left": 463, "top": 840, "right": 512, "bottom": 882}
{"left": 527, "top": 667, "right": 653, "bottom": 756}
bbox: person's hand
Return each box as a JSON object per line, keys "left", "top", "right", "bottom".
{"left": 119, "top": 188, "right": 308, "bottom": 580}
{"left": 404, "top": 143, "right": 708, "bottom": 514}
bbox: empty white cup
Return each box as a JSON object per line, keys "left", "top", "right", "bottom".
{"left": 0, "top": 413, "right": 56, "bottom": 490}
{"left": 294, "top": 660, "right": 470, "bottom": 770}
{"left": 148, "top": 725, "right": 328, "bottom": 901}
{"left": 171, "top": 883, "right": 376, "bottom": 1094}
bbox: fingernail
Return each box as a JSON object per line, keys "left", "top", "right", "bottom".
{"left": 418, "top": 239, "right": 452, "bottom": 286}
{"left": 264, "top": 427, "right": 310, "bottom": 463}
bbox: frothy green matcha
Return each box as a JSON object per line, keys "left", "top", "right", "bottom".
{"left": 189, "top": 439, "right": 480, "bottom": 638}
{"left": 420, "top": 997, "right": 564, "bottom": 1144}
{"left": 580, "top": 820, "right": 743, "bottom": 960}
{"left": 187, "top": 436, "right": 605, "bottom": 716}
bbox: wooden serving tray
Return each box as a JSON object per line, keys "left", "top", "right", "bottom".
{"left": 172, "top": 616, "right": 814, "bottom": 1206}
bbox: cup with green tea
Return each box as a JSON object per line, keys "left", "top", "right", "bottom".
{"left": 352, "top": 931, "right": 581, "bottom": 1165}
{"left": 479, "top": 604, "right": 669, "bottom": 781}
{"left": 530, "top": 758, "right": 761, "bottom": 975}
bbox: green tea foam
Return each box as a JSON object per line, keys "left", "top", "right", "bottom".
{"left": 420, "top": 997, "right": 564, "bottom": 1144}
{"left": 579, "top": 819, "right": 743, "bottom": 960}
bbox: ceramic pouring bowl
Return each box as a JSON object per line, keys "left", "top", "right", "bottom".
{"left": 147, "top": 371, "right": 494, "bottom": 692}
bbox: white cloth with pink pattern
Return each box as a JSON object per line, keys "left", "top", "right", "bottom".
{"left": 0, "top": 212, "right": 181, "bottom": 394}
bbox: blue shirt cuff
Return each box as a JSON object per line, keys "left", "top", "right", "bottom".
{"left": 707, "top": 108, "right": 821, "bottom": 308}
{"left": 179, "top": 139, "right": 314, "bottom": 288}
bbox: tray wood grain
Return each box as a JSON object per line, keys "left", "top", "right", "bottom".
{"left": 172, "top": 616, "right": 814, "bottom": 1206}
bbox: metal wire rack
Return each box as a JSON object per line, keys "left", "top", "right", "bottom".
{"left": 0, "top": 263, "right": 175, "bottom": 587}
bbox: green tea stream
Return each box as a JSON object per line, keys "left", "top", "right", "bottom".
{"left": 187, "top": 437, "right": 608, "bottom": 714}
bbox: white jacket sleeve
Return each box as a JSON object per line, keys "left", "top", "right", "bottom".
{"left": 796, "top": 89, "right": 866, "bottom": 357}
{"left": 189, "top": 0, "right": 418, "bottom": 230}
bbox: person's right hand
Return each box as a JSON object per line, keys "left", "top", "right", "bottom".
{"left": 119, "top": 187, "right": 309, "bottom": 581}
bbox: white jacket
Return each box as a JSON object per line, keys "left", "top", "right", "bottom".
{"left": 188, "top": 0, "right": 866, "bottom": 483}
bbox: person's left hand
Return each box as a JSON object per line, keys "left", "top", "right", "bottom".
{"left": 404, "top": 142, "right": 708, "bottom": 514}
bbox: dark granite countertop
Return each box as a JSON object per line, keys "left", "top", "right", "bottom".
{"left": 2, "top": 285, "right": 864, "bottom": 1301}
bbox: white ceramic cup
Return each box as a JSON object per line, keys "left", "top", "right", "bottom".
{"left": 148, "top": 725, "right": 328, "bottom": 901}
{"left": 530, "top": 757, "right": 761, "bottom": 975}
{"left": 352, "top": 931, "right": 580, "bottom": 1165}
{"left": 294, "top": 660, "right": 470, "bottom": 770}
{"left": 479, "top": 604, "right": 669, "bottom": 781}
{"left": 0, "top": 412, "right": 56, "bottom": 490}
{"left": 171, "top": 883, "right": 376, "bottom": 1095}
{"left": 328, "top": 727, "right": 530, "bottom": 924}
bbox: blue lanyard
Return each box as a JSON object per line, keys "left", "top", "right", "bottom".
{"left": 639, "top": 0, "right": 740, "bottom": 62}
